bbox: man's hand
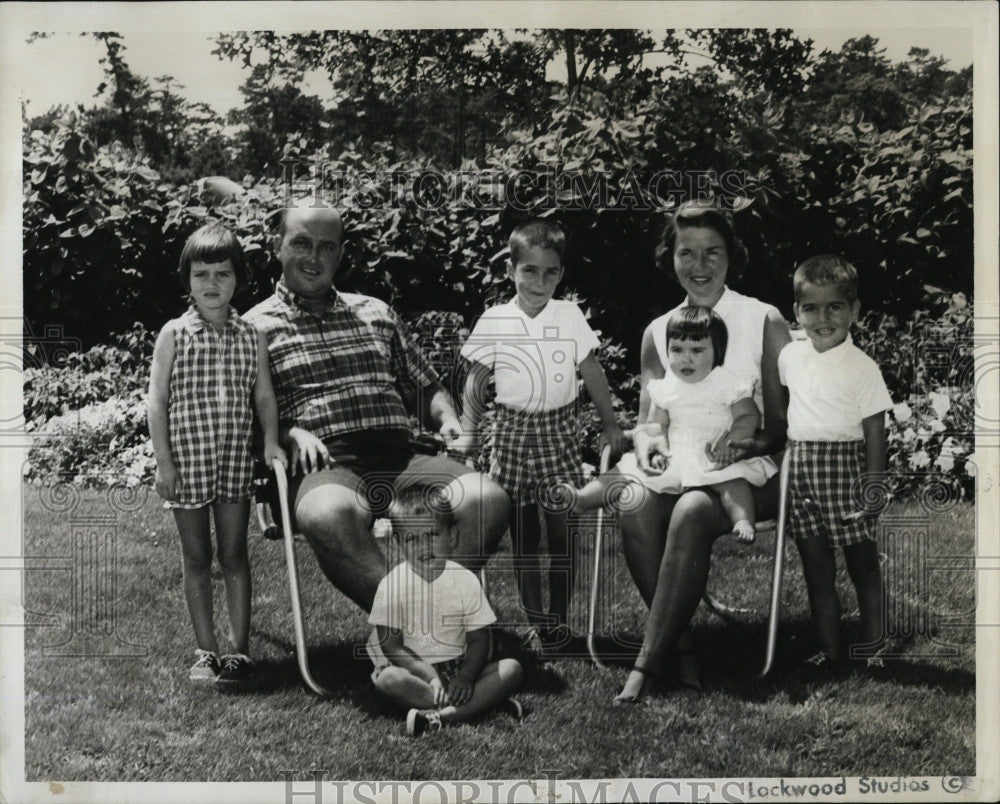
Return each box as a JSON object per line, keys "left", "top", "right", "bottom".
{"left": 429, "top": 674, "right": 448, "bottom": 708}
{"left": 154, "top": 463, "right": 180, "bottom": 501}
{"left": 446, "top": 673, "right": 475, "bottom": 706}
{"left": 286, "top": 427, "right": 331, "bottom": 474}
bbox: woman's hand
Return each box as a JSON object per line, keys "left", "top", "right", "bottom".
{"left": 725, "top": 435, "right": 768, "bottom": 462}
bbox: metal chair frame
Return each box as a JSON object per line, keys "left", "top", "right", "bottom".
{"left": 585, "top": 447, "right": 791, "bottom": 678}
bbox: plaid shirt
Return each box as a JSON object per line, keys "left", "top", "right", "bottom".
{"left": 244, "top": 281, "right": 440, "bottom": 444}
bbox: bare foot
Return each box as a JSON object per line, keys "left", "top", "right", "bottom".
{"left": 614, "top": 668, "right": 652, "bottom": 704}
{"left": 732, "top": 519, "right": 755, "bottom": 544}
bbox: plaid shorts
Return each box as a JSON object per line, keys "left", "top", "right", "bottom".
{"left": 787, "top": 440, "right": 876, "bottom": 547}
{"left": 370, "top": 654, "right": 466, "bottom": 685}
{"left": 489, "top": 402, "right": 581, "bottom": 505}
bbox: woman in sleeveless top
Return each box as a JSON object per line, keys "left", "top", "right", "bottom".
{"left": 614, "top": 201, "right": 792, "bottom": 703}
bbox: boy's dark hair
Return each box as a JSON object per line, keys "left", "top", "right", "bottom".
{"left": 509, "top": 220, "right": 566, "bottom": 266}
{"left": 177, "top": 221, "right": 247, "bottom": 291}
{"left": 793, "top": 254, "right": 859, "bottom": 303}
{"left": 666, "top": 306, "right": 728, "bottom": 368}
{"left": 655, "top": 199, "right": 748, "bottom": 283}
{"left": 388, "top": 483, "right": 455, "bottom": 535}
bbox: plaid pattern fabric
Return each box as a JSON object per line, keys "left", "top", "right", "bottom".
{"left": 244, "top": 282, "right": 440, "bottom": 444}
{"left": 489, "top": 402, "right": 581, "bottom": 504}
{"left": 431, "top": 655, "right": 466, "bottom": 686}
{"left": 787, "top": 439, "right": 875, "bottom": 547}
{"left": 167, "top": 306, "right": 257, "bottom": 507}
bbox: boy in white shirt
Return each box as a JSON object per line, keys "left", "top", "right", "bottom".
{"left": 779, "top": 255, "right": 894, "bottom": 668}
{"left": 453, "top": 220, "right": 628, "bottom": 654}
{"left": 367, "top": 484, "right": 524, "bottom": 736}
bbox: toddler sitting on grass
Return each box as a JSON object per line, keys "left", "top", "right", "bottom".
{"left": 366, "top": 484, "right": 525, "bottom": 736}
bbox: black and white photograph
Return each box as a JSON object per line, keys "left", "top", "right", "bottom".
{"left": 1, "top": 2, "right": 997, "bottom": 802}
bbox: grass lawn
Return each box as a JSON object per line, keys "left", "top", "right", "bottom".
{"left": 23, "top": 485, "right": 975, "bottom": 782}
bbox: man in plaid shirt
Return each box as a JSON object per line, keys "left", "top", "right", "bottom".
{"left": 245, "top": 206, "right": 510, "bottom": 611}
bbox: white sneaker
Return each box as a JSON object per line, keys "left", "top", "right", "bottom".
{"left": 406, "top": 708, "right": 443, "bottom": 737}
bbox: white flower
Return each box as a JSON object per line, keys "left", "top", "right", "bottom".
{"left": 952, "top": 292, "right": 968, "bottom": 309}
{"left": 929, "top": 418, "right": 947, "bottom": 433}
{"left": 892, "top": 402, "right": 913, "bottom": 422}
{"left": 929, "top": 391, "right": 951, "bottom": 418}
{"left": 909, "top": 450, "right": 931, "bottom": 469}
{"left": 902, "top": 427, "right": 917, "bottom": 443}
{"left": 372, "top": 518, "right": 392, "bottom": 540}
{"left": 935, "top": 454, "right": 955, "bottom": 472}
{"left": 964, "top": 453, "right": 977, "bottom": 477}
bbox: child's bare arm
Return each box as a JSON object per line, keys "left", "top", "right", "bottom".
{"left": 252, "top": 330, "right": 288, "bottom": 468}
{"left": 448, "top": 627, "right": 491, "bottom": 706}
{"left": 710, "top": 397, "right": 760, "bottom": 468}
{"left": 578, "top": 351, "right": 629, "bottom": 460}
{"left": 376, "top": 625, "right": 439, "bottom": 683}
{"left": 147, "top": 324, "right": 178, "bottom": 500}
{"left": 451, "top": 359, "right": 492, "bottom": 459}
{"left": 843, "top": 411, "right": 889, "bottom": 522}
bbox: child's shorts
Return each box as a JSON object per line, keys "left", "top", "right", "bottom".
{"left": 787, "top": 439, "right": 876, "bottom": 547}
{"left": 490, "top": 402, "right": 581, "bottom": 506}
{"left": 369, "top": 654, "right": 466, "bottom": 685}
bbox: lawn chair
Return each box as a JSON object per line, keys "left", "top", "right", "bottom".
{"left": 586, "top": 445, "right": 791, "bottom": 678}
{"left": 255, "top": 458, "right": 334, "bottom": 697}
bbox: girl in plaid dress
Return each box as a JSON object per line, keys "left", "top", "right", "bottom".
{"left": 148, "top": 222, "right": 286, "bottom": 684}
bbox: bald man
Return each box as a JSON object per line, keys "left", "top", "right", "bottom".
{"left": 245, "top": 206, "right": 510, "bottom": 611}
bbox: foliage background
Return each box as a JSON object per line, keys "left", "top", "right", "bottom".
{"left": 21, "top": 30, "right": 976, "bottom": 501}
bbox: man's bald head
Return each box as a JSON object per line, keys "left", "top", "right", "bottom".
{"left": 275, "top": 205, "right": 344, "bottom": 242}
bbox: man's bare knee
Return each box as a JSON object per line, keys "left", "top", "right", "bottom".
{"left": 296, "top": 485, "right": 370, "bottom": 544}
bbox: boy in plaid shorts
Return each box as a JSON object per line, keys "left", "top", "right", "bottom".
{"left": 453, "top": 221, "right": 628, "bottom": 654}
{"left": 366, "top": 485, "right": 524, "bottom": 736}
{"left": 779, "top": 255, "right": 893, "bottom": 669}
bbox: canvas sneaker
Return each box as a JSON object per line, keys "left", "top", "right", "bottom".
{"left": 406, "top": 708, "right": 443, "bottom": 737}
{"left": 190, "top": 649, "right": 221, "bottom": 681}
{"left": 217, "top": 653, "right": 254, "bottom": 685}
{"left": 501, "top": 697, "right": 524, "bottom": 720}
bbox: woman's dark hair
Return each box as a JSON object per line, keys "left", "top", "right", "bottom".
{"left": 665, "top": 305, "right": 728, "bottom": 368}
{"left": 654, "top": 200, "right": 748, "bottom": 284}
{"left": 177, "top": 221, "right": 247, "bottom": 291}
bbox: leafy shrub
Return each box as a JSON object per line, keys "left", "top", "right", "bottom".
{"left": 860, "top": 292, "right": 976, "bottom": 502}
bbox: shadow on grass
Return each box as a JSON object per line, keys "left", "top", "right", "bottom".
{"left": 694, "top": 616, "right": 975, "bottom": 704}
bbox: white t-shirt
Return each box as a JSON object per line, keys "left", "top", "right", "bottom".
{"left": 367, "top": 559, "right": 497, "bottom": 666}
{"left": 651, "top": 287, "right": 779, "bottom": 416}
{"left": 779, "top": 336, "right": 893, "bottom": 441}
{"left": 460, "top": 299, "right": 601, "bottom": 411}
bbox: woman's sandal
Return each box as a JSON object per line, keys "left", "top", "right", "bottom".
{"left": 613, "top": 666, "right": 658, "bottom": 705}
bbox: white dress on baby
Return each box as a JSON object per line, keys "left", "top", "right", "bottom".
{"left": 618, "top": 366, "right": 777, "bottom": 494}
